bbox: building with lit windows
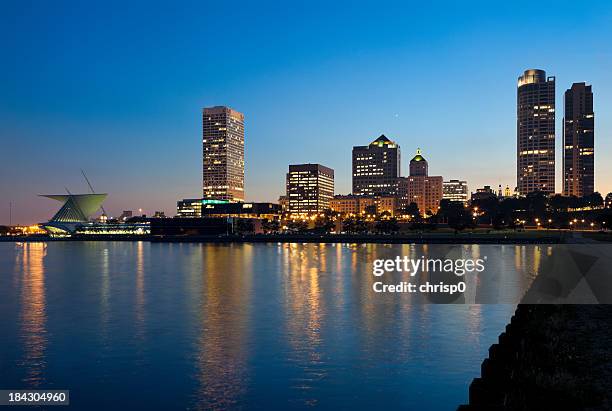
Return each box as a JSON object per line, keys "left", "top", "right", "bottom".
{"left": 286, "top": 164, "right": 334, "bottom": 215}
{"left": 442, "top": 180, "right": 468, "bottom": 204}
{"left": 176, "top": 198, "right": 280, "bottom": 219}
{"left": 177, "top": 198, "right": 208, "bottom": 217}
{"left": 278, "top": 195, "right": 289, "bottom": 213}
{"left": 376, "top": 196, "right": 397, "bottom": 216}
{"left": 397, "top": 149, "right": 443, "bottom": 216}
{"left": 203, "top": 106, "right": 245, "bottom": 202}
{"left": 517, "top": 69, "right": 556, "bottom": 195}
{"left": 563, "top": 82, "right": 594, "bottom": 197}
{"left": 330, "top": 195, "right": 375, "bottom": 215}
{"left": 352, "top": 135, "right": 400, "bottom": 196}
{"left": 330, "top": 195, "right": 397, "bottom": 216}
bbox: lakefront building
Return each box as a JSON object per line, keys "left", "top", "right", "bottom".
{"left": 352, "top": 135, "right": 400, "bottom": 196}
{"left": 442, "top": 180, "right": 469, "bottom": 204}
{"left": 563, "top": 82, "right": 595, "bottom": 197}
{"left": 176, "top": 198, "right": 280, "bottom": 219}
{"left": 202, "top": 106, "right": 245, "bottom": 202}
{"left": 517, "top": 69, "right": 556, "bottom": 195}
{"left": 398, "top": 149, "right": 443, "bottom": 216}
{"left": 330, "top": 194, "right": 397, "bottom": 216}
{"left": 286, "top": 164, "right": 334, "bottom": 215}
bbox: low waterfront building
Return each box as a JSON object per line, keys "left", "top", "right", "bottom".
{"left": 177, "top": 198, "right": 208, "bottom": 217}
{"left": 75, "top": 222, "right": 150, "bottom": 235}
{"left": 118, "top": 210, "right": 133, "bottom": 221}
{"left": 201, "top": 202, "right": 280, "bottom": 219}
{"left": 443, "top": 180, "right": 468, "bottom": 205}
{"left": 151, "top": 217, "right": 232, "bottom": 236}
{"left": 471, "top": 186, "right": 497, "bottom": 202}
{"left": 376, "top": 196, "right": 397, "bottom": 216}
{"left": 176, "top": 198, "right": 280, "bottom": 219}
{"left": 330, "top": 195, "right": 375, "bottom": 215}
{"left": 286, "top": 164, "right": 334, "bottom": 215}
{"left": 330, "top": 195, "right": 398, "bottom": 216}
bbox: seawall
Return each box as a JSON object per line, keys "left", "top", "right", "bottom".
{"left": 458, "top": 304, "right": 612, "bottom": 410}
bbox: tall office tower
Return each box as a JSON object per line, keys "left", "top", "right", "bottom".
{"left": 286, "top": 164, "right": 334, "bottom": 215}
{"left": 202, "top": 106, "right": 245, "bottom": 202}
{"left": 563, "top": 83, "right": 594, "bottom": 197}
{"left": 517, "top": 69, "right": 556, "bottom": 195}
{"left": 352, "top": 135, "right": 400, "bottom": 196}
{"left": 442, "top": 180, "right": 468, "bottom": 205}
{"left": 397, "top": 149, "right": 443, "bottom": 216}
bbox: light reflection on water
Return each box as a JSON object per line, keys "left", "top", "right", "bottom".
{"left": 15, "top": 242, "right": 48, "bottom": 386}
{"left": 0, "top": 242, "right": 545, "bottom": 410}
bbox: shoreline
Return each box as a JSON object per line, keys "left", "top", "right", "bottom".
{"left": 0, "top": 231, "right": 597, "bottom": 244}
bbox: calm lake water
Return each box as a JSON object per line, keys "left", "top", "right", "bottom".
{"left": 0, "top": 241, "right": 539, "bottom": 410}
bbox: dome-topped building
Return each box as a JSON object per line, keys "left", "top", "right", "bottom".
{"left": 398, "top": 148, "right": 443, "bottom": 217}
{"left": 409, "top": 148, "right": 428, "bottom": 176}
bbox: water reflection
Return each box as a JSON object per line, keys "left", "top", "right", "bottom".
{"left": 283, "top": 244, "right": 326, "bottom": 407}
{"left": 100, "top": 246, "right": 110, "bottom": 343}
{"left": 135, "top": 241, "right": 146, "bottom": 342}
{"left": 0, "top": 242, "right": 546, "bottom": 409}
{"left": 16, "top": 242, "right": 47, "bottom": 386}
{"left": 194, "top": 245, "right": 252, "bottom": 410}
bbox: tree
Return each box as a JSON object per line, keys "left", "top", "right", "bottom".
{"left": 492, "top": 213, "right": 507, "bottom": 230}
{"left": 378, "top": 210, "right": 392, "bottom": 220}
{"left": 595, "top": 209, "right": 612, "bottom": 229}
{"left": 437, "top": 201, "right": 474, "bottom": 232}
{"left": 235, "top": 219, "right": 254, "bottom": 234}
{"left": 314, "top": 214, "right": 335, "bottom": 233}
{"left": 342, "top": 216, "right": 368, "bottom": 234}
{"left": 262, "top": 219, "right": 280, "bottom": 234}
{"left": 401, "top": 202, "right": 421, "bottom": 221}
{"left": 375, "top": 217, "right": 399, "bottom": 234}
{"left": 287, "top": 220, "right": 308, "bottom": 233}
{"left": 364, "top": 205, "right": 377, "bottom": 217}
{"left": 582, "top": 192, "right": 603, "bottom": 208}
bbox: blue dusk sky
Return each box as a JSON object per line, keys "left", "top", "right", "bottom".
{"left": 1, "top": 0, "right": 612, "bottom": 224}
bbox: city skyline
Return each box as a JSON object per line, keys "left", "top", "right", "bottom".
{"left": 2, "top": 2, "right": 612, "bottom": 224}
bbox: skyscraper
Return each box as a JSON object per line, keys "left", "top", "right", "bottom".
{"left": 202, "top": 106, "right": 245, "bottom": 202}
{"left": 286, "top": 164, "right": 334, "bottom": 214}
{"left": 563, "top": 83, "right": 594, "bottom": 197}
{"left": 352, "top": 135, "right": 400, "bottom": 196}
{"left": 517, "top": 69, "right": 556, "bottom": 195}
{"left": 398, "top": 149, "right": 443, "bottom": 216}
